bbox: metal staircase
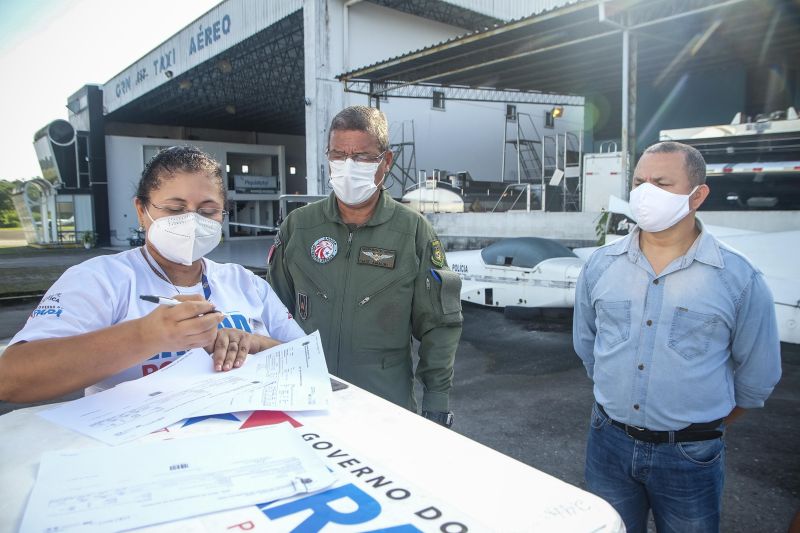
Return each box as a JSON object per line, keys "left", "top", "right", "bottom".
{"left": 501, "top": 111, "right": 544, "bottom": 183}
{"left": 541, "top": 130, "right": 583, "bottom": 212}
{"left": 387, "top": 120, "right": 417, "bottom": 193}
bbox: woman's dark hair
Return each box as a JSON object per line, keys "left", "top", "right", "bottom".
{"left": 136, "top": 146, "right": 225, "bottom": 203}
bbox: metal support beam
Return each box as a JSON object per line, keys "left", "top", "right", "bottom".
{"left": 620, "top": 28, "right": 638, "bottom": 199}
{"left": 349, "top": 81, "right": 584, "bottom": 106}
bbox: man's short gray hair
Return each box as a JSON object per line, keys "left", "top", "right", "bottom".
{"left": 328, "top": 106, "right": 389, "bottom": 152}
{"left": 642, "top": 141, "right": 707, "bottom": 187}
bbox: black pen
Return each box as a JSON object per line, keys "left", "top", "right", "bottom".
{"left": 139, "top": 295, "right": 181, "bottom": 307}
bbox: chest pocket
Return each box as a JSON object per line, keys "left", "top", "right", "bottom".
{"left": 355, "top": 266, "right": 417, "bottom": 351}
{"left": 596, "top": 300, "right": 631, "bottom": 349}
{"left": 290, "top": 260, "right": 335, "bottom": 323}
{"left": 668, "top": 307, "right": 719, "bottom": 360}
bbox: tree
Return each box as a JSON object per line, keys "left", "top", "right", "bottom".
{"left": 0, "top": 179, "right": 22, "bottom": 228}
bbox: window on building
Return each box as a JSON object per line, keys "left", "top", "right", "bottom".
{"left": 77, "top": 134, "right": 90, "bottom": 188}
{"left": 506, "top": 105, "right": 517, "bottom": 121}
{"left": 372, "top": 82, "right": 389, "bottom": 103}
{"left": 432, "top": 91, "right": 445, "bottom": 110}
{"left": 545, "top": 111, "right": 555, "bottom": 128}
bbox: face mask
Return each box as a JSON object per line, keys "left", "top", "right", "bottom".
{"left": 145, "top": 209, "right": 222, "bottom": 266}
{"left": 629, "top": 183, "right": 699, "bottom": 233}
{"left": 329, "top": 158, "right": 384, "bottom": 206}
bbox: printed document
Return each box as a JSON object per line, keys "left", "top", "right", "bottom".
{"left": 37, "top": 332, "right": 331, "bottom": 445}
{"left": 38, "top": 347, "right": 263, "bottom": 445}
{"left": 19, "top": 423, "right": 337, "bottom": 533}
{"left": 195, "top": 330, "right": 331, "bottom": 415}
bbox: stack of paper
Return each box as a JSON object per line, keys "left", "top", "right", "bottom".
{"left": 39, "top": 331, "right": 331, "bottom": 445}
{"left": 19, "top": 423, "right": 336, "bottom": 533}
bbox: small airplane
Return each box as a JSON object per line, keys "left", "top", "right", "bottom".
{"left": 447, "top": 237, "right": 584, "bottom": 310}
{"left": 447, "top": 197, "right": 799, "bottom": 344}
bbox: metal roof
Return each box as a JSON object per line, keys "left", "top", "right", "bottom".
{"left": 102, "top": 0, "right": 512, "bottom": 136}
{"left": 106, "top": 9, "right": 306, "bottom": 135}
{"left": 339, "top": 0, "right": 800, "bottom": 107}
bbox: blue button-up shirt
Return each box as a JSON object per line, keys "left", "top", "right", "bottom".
{"left": 573, "top": 221, "right": 782, "bottom": 430}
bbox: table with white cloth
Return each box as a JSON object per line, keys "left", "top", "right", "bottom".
{"left": 0, "top": 378, "right": 624, "bottom": 532}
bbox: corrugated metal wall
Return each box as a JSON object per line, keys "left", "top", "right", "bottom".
{"left": 441, "top": 0, "right": 586, "bottom": 21}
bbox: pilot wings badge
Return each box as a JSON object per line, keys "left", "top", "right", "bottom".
{"left": 358, "top": 247, "right": 397, "bottom": 269}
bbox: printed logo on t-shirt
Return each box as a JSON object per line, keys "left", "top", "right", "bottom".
{"left": 218, "top": 312, "right": 253, "bottom": 333}
{"left": 29, "top": 293, "right": 64, "bottom": 319}
{"left": 141, "top": 311, "right": 254, "bottom": 377}
{"left": 143, "top": 350, "right": 187, "bottom": 376}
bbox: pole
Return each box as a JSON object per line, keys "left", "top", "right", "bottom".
{"left": 418, "top": 170, "right": 424, "bottom": 213}
{"left": 541, "top": 136, "right": 546, "bottom": 212}
{"left": 501, "top": 112, "right": 507, "bottom": 182}
{"left": 526, "top": 183, "right": 531, "bottom": 212}
{"left": 620, "top": 27, "right": 638, "bottom": 200}
{"left": 516, "top": 119, "right": 521, "bottom": 184}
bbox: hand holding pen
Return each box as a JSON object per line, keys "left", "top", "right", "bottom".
{"left": 137, "top": 294, "right": 223, "bottom": 353}
{"left": 140, "top": 295, "right": 217, "bottom": 315}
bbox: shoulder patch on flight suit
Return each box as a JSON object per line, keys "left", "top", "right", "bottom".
{"left": 297, "top": 292, "right": 309, "bottom": 320}
{"left": 430, "top": 239, "right": 445, "bottom": 268}
{"left": 267, "top": 231, "right": 282, "bottom": 265}
{"left": 358, "top": 247, "right": 396, "bottom": 269}
{"left": 311, "top": 237, "right": 338, "bottom": 264}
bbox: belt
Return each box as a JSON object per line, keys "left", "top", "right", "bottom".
{"left": 597, "top": 404, "right": 723, "bottom": 444}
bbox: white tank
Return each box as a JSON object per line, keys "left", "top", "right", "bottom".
{"left": 402, "top": 185, "right": 464, "bottom": 213}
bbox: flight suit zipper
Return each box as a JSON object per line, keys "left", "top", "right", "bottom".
{"left": 294, "top": 262, "right": 329, "bottom": 301}
{"left": 358, "top": 270, "right": 418, "bottom": 306}
{"left": 336, "top": 229, "right": 356, "bottom": 372}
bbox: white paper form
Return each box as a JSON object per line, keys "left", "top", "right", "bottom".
{"left": 194, "top": 331, "right": 332, "bottom": 415}
{"left": 38, "top": 348, "right": 264, "bottom": 445}
{"left": 19, "top": 423, "right": 337, "bottom": 533}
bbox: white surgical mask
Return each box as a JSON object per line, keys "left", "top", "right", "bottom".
{"left": 329, "top": 158, "right": 384, "bottom": 206}
{"left": 629, "top": 182, "right": 699, "bottom": 233}
{"left": 145, "top": 208, "right": 222, "bottom": 265}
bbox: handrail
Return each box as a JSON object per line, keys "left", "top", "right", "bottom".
{"left": 600, "top": 141, "right": 618, "bottom": 153}
{"left": 491, "top": 183, "right": 533, "bottom": 213}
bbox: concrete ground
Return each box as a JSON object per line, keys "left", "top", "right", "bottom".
{"left": 0, "top": 245, "right": 797, "bottom": 532}
{"left": 450, "top": 305, "right": 799, "bottom": 533}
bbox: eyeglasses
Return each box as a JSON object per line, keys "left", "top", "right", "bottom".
{"left": 149, "top": 202, "right": 229, "bottom": 219}
{"left": 325, "top": 149, "right": 386, "bottom": 164}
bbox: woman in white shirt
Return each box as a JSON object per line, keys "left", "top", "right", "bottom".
{"left": 0, "top": 146, "right": 304, "bottom": 401}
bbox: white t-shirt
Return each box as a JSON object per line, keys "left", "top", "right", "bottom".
{"left": 11, "top": 248, "right": 305, "bottom": 393}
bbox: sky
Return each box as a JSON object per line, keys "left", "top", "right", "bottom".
{"left": 0, "top": 0, "right": 221, "bottom": 182}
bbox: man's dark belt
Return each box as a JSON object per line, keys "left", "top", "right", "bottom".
{"left": 597, "top": 404, "right": 723, "bottom": 444}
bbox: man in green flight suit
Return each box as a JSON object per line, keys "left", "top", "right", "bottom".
{"left": 268, "top": 106, "right": 463, "bottom": 427}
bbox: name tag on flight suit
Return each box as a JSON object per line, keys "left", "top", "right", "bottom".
{"left": 357, "top": 247, "right": 396, "bottom": 269}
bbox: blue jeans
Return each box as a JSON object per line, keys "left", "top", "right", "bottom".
{"left": 585, "top": 403, "right": 725, "bottom": 533}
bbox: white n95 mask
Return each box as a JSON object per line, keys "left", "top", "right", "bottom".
{"left": 329, "top": 158, "right": 384, "bottom": 206}
{"left": 145, "top": 209, "right": 222, "bottom": 265}
{"left": 629, "top": 182, "right": 699, "bottom": 233}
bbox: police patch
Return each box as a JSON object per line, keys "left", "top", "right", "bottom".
{"left": 430, "top": 239, "right": 445, "bottom": 268}
{"left": 358, "top": 247, "right": 396, "bottom": 269}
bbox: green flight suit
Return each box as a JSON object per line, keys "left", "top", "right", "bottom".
{"left": 268, "top": 191, "right": 462, "bottom": 412}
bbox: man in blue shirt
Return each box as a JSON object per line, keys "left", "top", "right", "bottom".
{"left": 573, "top": 141, "right": 781, "bottom": 533}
